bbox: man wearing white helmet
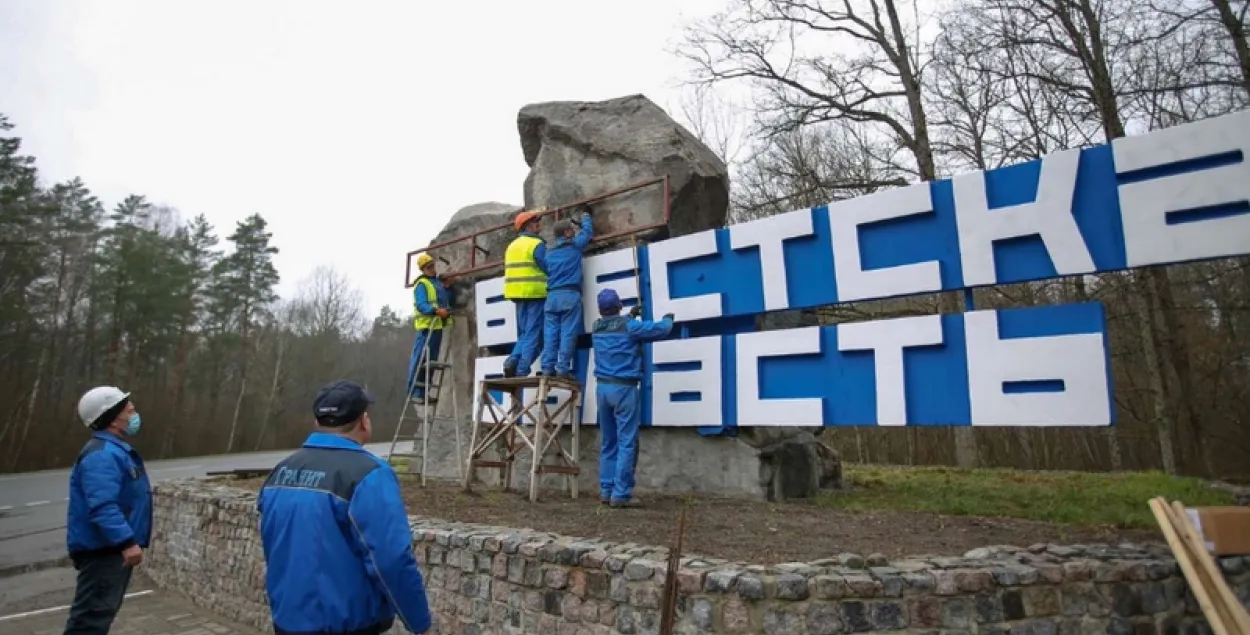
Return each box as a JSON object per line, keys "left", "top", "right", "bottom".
{"left": 63, "top": 386, "right": 152, "bottom": 635}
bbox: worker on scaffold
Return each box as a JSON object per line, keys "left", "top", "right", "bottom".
{"left": 502, "top": 209, "right": 548, "bottom": 378}
{"left": 407, "top": 253, "right": 453, "bottom": 403}
{"left": 539, "top": 204, "right": 594, "bottom": 379}
{"left": 591, "top": 288, "right": 674, "bottom": 508}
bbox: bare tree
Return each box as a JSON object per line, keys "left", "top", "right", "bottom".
{"left": 675, "top": 83, "right": 750, "bottom": 168}
{"left": 678, "top": 0, "right": 982, "bottom": 465}
{"left": 290, "top": 264, "right": 369, "bottom": 341}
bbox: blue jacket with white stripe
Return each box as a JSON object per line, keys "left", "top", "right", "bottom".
{"left": 257, "top": 433, "right": 431, "bottom": 635}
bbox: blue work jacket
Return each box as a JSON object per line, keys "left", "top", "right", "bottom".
{"left": 257, "top": 433, "right": 431, "bottom": 635}
{"left": 413, "top": 276, "right": 452, "bottom": 316}
{"left": 545, "top": 215, "right": 594, "bottom": 292}
{"left": 591, "top": 314, "right": 675, "bottom": 382}
{"left": 65, "top": 431, "right": 153, "bottom": 561}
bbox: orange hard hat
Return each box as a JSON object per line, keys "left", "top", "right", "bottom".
{"left": 514, "top": 210, "right": 538, "bottom": 231}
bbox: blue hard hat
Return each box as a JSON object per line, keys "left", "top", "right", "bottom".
{"left": 597, "top": 288, "right": 622, "bottom": 312}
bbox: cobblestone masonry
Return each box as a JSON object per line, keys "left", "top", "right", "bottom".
{"left": 145, "top": 479, "right": 1250, "bottom": 635}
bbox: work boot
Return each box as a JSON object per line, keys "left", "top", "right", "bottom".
{"left": 610, "top": 498, "right": 643, "bottom": 509}
{"left": 556, "top": 371, "right": 576, "bottom": 381}
{"left": 599, "top": 495, "right": 610, "bottom": 505}
{"left": 502, "top": 362, "right": 517, "bottom": 378}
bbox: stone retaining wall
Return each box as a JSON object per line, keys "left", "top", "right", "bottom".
{"left": 145, "top": 479, "right": 1250, "bottom": 635}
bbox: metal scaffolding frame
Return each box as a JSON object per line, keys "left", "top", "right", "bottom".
{"left": 463, "top": 375, "right": 582, "bottom": 502}
{"left": 404, "top": 176, "right": 670, "bottom": 286}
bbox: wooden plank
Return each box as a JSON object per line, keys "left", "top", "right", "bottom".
{"left": 536, "top": 465, "right": 580, "bottom": 475}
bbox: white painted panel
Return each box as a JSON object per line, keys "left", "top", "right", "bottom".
{"left": 581, "top": 248, "right": 639, "bottom": 331}
{"left": 735, "top": 327, "right": 823, "bottom": 426}
{"left": 1113, "top": 109, "right": 1250, "bottom": 267}
{"left": 964, "top": 310, "right": 1111, "bottom": 426}
{"left": 648, "top": 230, "right": 723, "bottom": 321}
{"left": 952, "top": 148, "right": 1095, "bottom": 286}
{"left": 651, "top": 336, "right": 722, "bottom": 427}
{"left": 728, "top": 209, "right": 814, "bottom": 311}
{"left": 829, "top": 184, "right": 944, "bottom": 302}
{"left": 474, "top": 277, "right": 516, "bottom": 347}
{"left": 838, "top": 314, "right": 944, "bottom": 426}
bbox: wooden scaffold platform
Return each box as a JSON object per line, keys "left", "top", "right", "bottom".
{"left": 464, "top": 375, "right": 583, "bottom": 502}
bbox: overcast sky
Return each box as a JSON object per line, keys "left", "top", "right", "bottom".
{"left": 1, "top": 0, "right": 727, "bottom": 318}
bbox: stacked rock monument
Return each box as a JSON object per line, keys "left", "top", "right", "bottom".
{"left": 415, "top": 94, "right": 841, "bottom": 500}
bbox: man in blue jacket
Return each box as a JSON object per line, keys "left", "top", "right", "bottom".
{"left": 64, "top": 385, "right": 152, "bottom": 635}
{"left": 408, "top": 252, "right": 453, "bottom": 403}
{"left": 540, "top": 205, "right": 594, "bottom": 379}
{"left": 590, "top": 289, "right": 674, "bottom": 508}
{"left": 258, "top": 380, "right": 432, "bottom": 635}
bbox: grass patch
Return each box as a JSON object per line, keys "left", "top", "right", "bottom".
{"left": 818, "top": 464, "right": 1234, "bottom": 529}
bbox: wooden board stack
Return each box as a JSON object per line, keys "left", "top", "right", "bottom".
{"left": 1149, "top": 497, "right": 1250, "bottom": 635}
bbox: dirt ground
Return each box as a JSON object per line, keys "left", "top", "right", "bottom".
{"left": 387, "top": 481, "right": 1160, "bottom": 564}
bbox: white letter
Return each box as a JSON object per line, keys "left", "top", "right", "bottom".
{"left": 648, "top": 230, "right": 723, "bottom": 321}
{"left": 829, "top": 184, "right": 943, "bottom": 302}
{"left": 735, "top": 327, "right": 823, "bottom": 426}
{"left": 651, "top": 336, "right": 722, "bottom": 427}
{"left": 952, "top": 148, "right": 1095, "bottom": 286}
{"left": 475, "top": 277, "right": 515, "bottom": 347}
{"left": 1112, "top": 109, "right": 1250, "bottom": 267}
{"left": 838, "top": 315, "right": 944, "bottom": 426}
{"left": 728, "top": 209, "right": 813, "bottom": 311}
{"left": 581, "top": 248, "right": 638, "bottom": 331}
{"left": 964, "top": 310, "right": 1111, "bottom": 426}
{"left": 581, "top": 352, "right": 599, "bottom": 426}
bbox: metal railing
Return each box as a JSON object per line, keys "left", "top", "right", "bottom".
{"left": 404, "top": 176, "right": 671, "bottom": 287}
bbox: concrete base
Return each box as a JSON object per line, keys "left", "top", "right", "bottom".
{"left": 409, "top": 423, "right": 768, "bottom": 499}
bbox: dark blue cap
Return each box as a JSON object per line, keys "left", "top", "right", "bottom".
{"left": 598, "top": 288, "right": 622, "bottom": 312}
{"left": 312, "top": 380, "right": 375, "bottom": 427}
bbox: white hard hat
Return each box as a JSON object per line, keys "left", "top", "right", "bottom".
{"left": 77, "top": 386, "right": 130, "bottom": 429}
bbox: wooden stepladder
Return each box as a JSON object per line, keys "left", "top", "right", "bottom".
{"left": 464, "top": 375, "right": 583, "bottom": 502}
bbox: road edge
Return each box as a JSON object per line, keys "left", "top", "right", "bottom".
{"left": 0, "top": 556, "right": 72, "bottom": 579}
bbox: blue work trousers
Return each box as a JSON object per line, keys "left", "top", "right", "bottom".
{"left": 505, "top": 300, "right": 544, "bottom": 376}
{"left": 406, "top": 327, "right": 443, "bottom": 397}
{"left": 596, "top": 382, "right": 640, "bottom": 502}
{"left": 540, "top": 289, "right": 582, "bottom": 375}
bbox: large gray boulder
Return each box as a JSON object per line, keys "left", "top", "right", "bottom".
{"left": 413, "top": 95, "right": 842, "bottom": 499}
{"left": 518, "top": 94, "right": 730, "bottom": 245}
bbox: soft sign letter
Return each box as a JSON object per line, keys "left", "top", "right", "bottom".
{"left": 838, "top": 315, "right": 944, "bottom": 426}
{"left": 952, "top": 148, "right": 1095, "bottom": 286}
{"left": 1112, "top": 109, "right": 1250, "bottom": 267}
{"left": 729, "top": 209, "right": 814, "bottom": 311}
{"left": 736, "top": 327, "right": 823, "bottom": 426}
{"left": 965, "top": 309, "right": 1110, "bottom": 426}
{"left": 830, "top": 184, "right": 943, "bottom": 302}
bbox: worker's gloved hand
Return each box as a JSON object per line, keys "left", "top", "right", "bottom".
{"left": 436, "top": 308, "right": 450, "bottom": 319}
{"left": 629, "top": 305, "right": 643, "bottom": 318}
{"left": 577, "top": 203, "right": 593, "bottom": 218}
{"left": 662, "top": 313, "right": 676, "bottom": 322}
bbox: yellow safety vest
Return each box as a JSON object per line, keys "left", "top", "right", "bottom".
{"left": 504, "top": 235, "right": 547, "bottom": 300}
{"left": 413, "top": 277, "right": 452, "bottom": 331}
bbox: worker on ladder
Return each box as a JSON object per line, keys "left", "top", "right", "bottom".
{"left": 502, "top": 209, "right": 547, "bottom": 378}
{"left": 407, "top": 253, "right": 452, "bottom": 403}
{"left": 540, "top": 204, "right": 594, "bottom": 379}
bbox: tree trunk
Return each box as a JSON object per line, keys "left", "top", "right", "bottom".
{"left": 254, "top": 333, "right": 286, "bottom": 451}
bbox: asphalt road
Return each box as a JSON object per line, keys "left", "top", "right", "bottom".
{"left": 0, "top": 440, "right": 409, "bottom": 573}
